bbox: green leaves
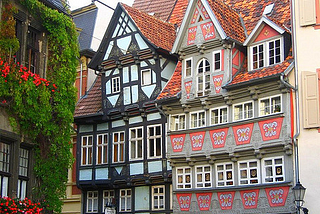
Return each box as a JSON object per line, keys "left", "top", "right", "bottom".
{"left": 0, "top": 0, "right": 79, "bottom": 213}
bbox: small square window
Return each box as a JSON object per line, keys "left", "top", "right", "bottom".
{"left": 195, "top": 165, "right": 212, "bottom": 188}
{"left": 176, "top": 167, "right": 192, "bottom": 189}
{"left": 142, "top": 69, "right": 152, "bottom": 86}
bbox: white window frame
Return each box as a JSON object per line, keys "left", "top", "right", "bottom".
{"left": 87, "top": 191, "right": 98, "bottom": 213}
{"left": 129, "top": 127, "right": 143, "bottom": 160}
{"left": 238, "top": 159, "right": 260, "bottom": 185}
{"left": 213, "top": 50, "right": 222, "bottom": 72}
{"left": 176, "top": 166, "right": 192, "bottom": 189}
{"left": 195, "top": 165, "right": 212, "bottom": 188}
{"left": 249, "top": 37, "right": 283, "bottom": 71}
{"left": 190, "top": 110, "right": 206, "bottom": 129}
{"left": 119, "top": 189, "right": 131, "bottom": 212}
{"left": 210, "top": 106, "right": 228, "bottom": 125}
{"left": 216, "top": 162, "right": 234, "bottom": 187}
{"left": 97, "top": 133, "right": 108, "bottom": 165}
{"left": 147, "top": 125, "right": 162, "bottom": 159}
{"left": 113, "top": 131, "right": 125, "bottom": 163}
{"left": 169, "top": 114, "right": 186, "bottom": 131}
{"left": 233, "top": 101, "right": 254, "bottom": 121}
{"left": 262, "top": 156, "right": 285, "bottom": 183}
{"left": 81, "top": 135, "right": 93, "bottom": 166}
{"left": 141, "top": 69, "right": 152, "bottom": 86}
{"left": 103, "top": 190, "right": 115, "bottom": 210}
{"left": 184, "top": 57, "right": 193, "bottom": 77}
{"left": 0, "top": 142, "right": 10, "bottom": 173}
{"left": 197, "top": 58, "right": 211, "bottom": 97}
{"left": 152, "top": 185, "right": 165, "bottom": 210}
{"left": 259, "top": 94, "right": 282, "bottom": 116}
{"left": 112, "top": 76, "right": 120, "bottom": 93}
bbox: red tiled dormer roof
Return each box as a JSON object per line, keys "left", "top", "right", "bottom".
{"left": 132, "top": 0, "right": 177, "bottom": 22}
{"left": 207, "top": 0, "right": 246, "bottom": 43}
{"left": 121, "top": 3, "right": 177, "bottom": 51}
{"left": 168, "top": 0, "right": 189, "bottom": 27}
{"left": 227, "top": 55, "right": 293, "bottom": 87}
{"left": 224, "top": 0, "right": 291, "bottom": 36}
{"left": 157, "top": 61, "right": 182, "bottom": 101}
{"left": 74, "top": 76, "right": 102, "bottom": 118}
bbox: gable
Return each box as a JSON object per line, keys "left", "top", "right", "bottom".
{"left": 254, "top": 24, "right": 281, "bottom": 43}
{"left": 184, "top": 0, "right": 220, "bottom": 47}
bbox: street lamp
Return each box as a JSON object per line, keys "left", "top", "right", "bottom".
{"left": 292, "top": 182, "right": 308, "bottom": 214}
{"left": 104, "top": 201, "right": 116, "bottom": 214}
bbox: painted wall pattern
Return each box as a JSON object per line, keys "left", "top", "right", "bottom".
{"left": 177, "top": 193, "right": 192, "bottom": 211}
{"left": 217, "top": 191, "right": 235, "bottom": 210}
{"left": 265, "top": 186, "right": 289, "bottom": 207}
{"left": 170, "top": 134, "right": 186, "bottom": 152}
{"left": 213, "top": 74, "right": 224, "bottom": 93}
{"left": 240, "top": 189, "right": 259, "bottom": 209}
{"left": 232, "top": 123, "right": 254, "bottom": 145}
{"left": 196, "top": 192, "right": 212, "bottom": 211}
{"left": 189, "top": 131, "right": 205, "bottom": 151}
{"left": 209, "top": 128, "right": 228, "bottom": 148}
{"left": 258, "top": 117, "right": 283, "bottom": 141}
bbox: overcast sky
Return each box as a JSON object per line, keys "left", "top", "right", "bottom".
{"left": 68, "top": 0, "right": 134, "bottom": 51}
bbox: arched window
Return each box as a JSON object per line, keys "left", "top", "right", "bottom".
{"left": 197, "top": 58, "right": 211, "bottom": 96}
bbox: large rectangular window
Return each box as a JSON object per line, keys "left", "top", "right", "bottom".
{"left": 17, "top": 148, "right": 29, "bottom": 199}
{"left": 113, "top": 132, "right": 125, "bottom": 163}
{"left": 176, "top": 167, "right": 192, "bottom": 189}
{"left": 148, "top": 125, "right": 162, "bottom": 159}
{"left": 195, "top": 165, "right": 212, "bottom": 188}
{"left": 238, "top": 160, "right": 260, "bottom": 185}
{"left": 0, "top": 142, "right": 10, "bottom": 197}
{"left": 129, "top": 127, "right": 143, "bottom": 160}
{"left": 262, "top": 157, "right": 284, "bottom": 183}
{"left": 97, "top": 134, "right": 108, "bottom": 165}
{"left": 81, "top": 135, "right": 93, "bottom": 166}
{"left": 210, "top": 106, "right": 228, "bottom": 125}
{"left": 190, "top": 111, "right": 206, "bottom": 128}
{"left": 259, "top": 95, "right": 281, "bottom": 116}
{"left": 216, "top": 162, "right": 234, "bottom": 187}
{"left": 119, "top": 189, "right": 131, "bottom": 212}
{"left": 87, "top": 191, "right": 98, "bottom": 213}
{"left": 152, "top": 185, "right": 165, "bottom": 210}
{"left": 169, "top": 114, "right": 186, "bottom": 131}
{"left": 233, "top": 101, "right": 253, "bottom": 121}
{"left": 250, "top": 38, "right": 283, "bottom": 70}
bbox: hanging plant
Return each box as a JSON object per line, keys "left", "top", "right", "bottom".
{"left": 0, "top": 0, "right": 79, "bottom": 213}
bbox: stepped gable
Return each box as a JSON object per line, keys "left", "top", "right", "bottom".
{"left": 122, "top": 3, "right": 177, "bottom": 51}
{"left": 157, "top": 61, "right": 182, "bottom": 101}
{"left": 74, "top": 76, "right": 102, "bottom": 117}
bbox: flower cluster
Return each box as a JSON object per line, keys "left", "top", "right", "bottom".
{"left": 0, "top": 59, "right": 58, "bottom": 93}
{"left": 0, "top": 197, "right": 43, "bottom": 213}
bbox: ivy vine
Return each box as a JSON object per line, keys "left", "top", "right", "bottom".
{"left": 0, "top": 0, "right": 79, "bottom": 213}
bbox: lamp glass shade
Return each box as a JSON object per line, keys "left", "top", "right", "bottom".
{"left": 292, "top": 183, "right": 306, "bottom": 202}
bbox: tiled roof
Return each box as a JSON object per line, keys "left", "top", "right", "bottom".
{"left": 168, "top": 0, "right": 189, "bottom": 27}
{"left": 132, "top": 0, "right": 177, "bottom": 22}
{"left": 227, "top": 55, "right": 293, "bottom": 87}
{"left": 74, "top": 76, "right": 102, "bottom": 118}
{"left": 207, "top": 0, "right": 246, "bottom": 43}
{"left": 224, "top": 0, "right": 291, "bottom": 35}
{"left": 157, "top": 61, "right": 182, "bottom": 101}
{"left": 122, "top": 3, "right": 177, "bottom": 51}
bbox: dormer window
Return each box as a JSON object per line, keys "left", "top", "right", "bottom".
{"left": 250, "top": 37, "right": 283, "bottom": 70}
{"left": 197, "top": 58, "right": 211, "bottom": 96}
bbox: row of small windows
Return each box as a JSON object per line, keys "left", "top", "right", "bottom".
{"left": 86, "top": 185, "right": 171, "bottom": 213}
{"left": 0, "top": 142, "right": 29, "bottom": 198}
{"left": 175, "top": 156, "right": 285, "bottom": 189}
{"left": 170, "top": 95, "right": 281, "bottom": 130}
{"left": 81, "top": 125, "right": 163, "bottom": 166}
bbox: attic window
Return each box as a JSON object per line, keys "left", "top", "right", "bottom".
{"left": 198, "top": 15, "right": 204, "bottom": 22}
{"left": 263, "top": 3, "right": 274, "bottom": 15}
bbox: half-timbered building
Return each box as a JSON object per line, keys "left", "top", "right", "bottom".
{"left": 157, "top": 0, "right": 297, "bottom": 213}
{"left": 74, "top": 3, "right": 179, "bottom": 213}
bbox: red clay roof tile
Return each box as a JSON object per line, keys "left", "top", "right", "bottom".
{"left": 157, "top": 61, "right": 182, "bottom": 101}
{"left": 122, "top": 3, "right": 177, "bottom": 51}
{"left": 74, "top": 76, "right": 102, "bottom": 118}
{"left": 168, "top": 0, "right": 189, "bottom": 27}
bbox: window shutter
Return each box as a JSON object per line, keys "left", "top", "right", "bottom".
{"left": 299, "top": 0, "right": 316, "bottom": 26}
{"left": 302, "top": 71, "right": 320, "bottom": 128}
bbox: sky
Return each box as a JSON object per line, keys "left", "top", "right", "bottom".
{"left": 68, "top": 0, "right": 135, "bottom": 51}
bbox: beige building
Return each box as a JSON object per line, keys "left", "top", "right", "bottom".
{"left": 293, "top": 0, "right": 320, "bottom": 213}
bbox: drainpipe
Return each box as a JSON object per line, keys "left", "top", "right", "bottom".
{"left": 291, "top": 0, "right": 301, "bottom": 186}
